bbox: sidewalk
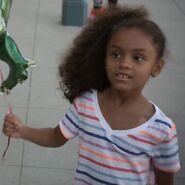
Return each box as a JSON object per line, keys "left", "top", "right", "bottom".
{"left": 0, "top": 0, "right": 184, "bottom": 184}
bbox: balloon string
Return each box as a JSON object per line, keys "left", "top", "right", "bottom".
{"left": 0, "top": 68, "right": 12, "bottom": 160}
{"left": 2, "top": 135, "right": 11, "bottom": 160}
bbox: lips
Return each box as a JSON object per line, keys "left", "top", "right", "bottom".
{"left": 115, "top": 72, "right": 132, "bottom": 80}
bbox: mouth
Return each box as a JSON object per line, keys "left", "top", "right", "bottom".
{"left": 115, "top": 72, "right": 132, "bottom": 80}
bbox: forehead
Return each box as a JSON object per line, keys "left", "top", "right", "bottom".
{"left": 108, "top": 27, "right": 156, "bottom": 52}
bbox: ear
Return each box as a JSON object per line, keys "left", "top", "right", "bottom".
{"left": 151, "top": 59, "right": 165, "bottom": 77}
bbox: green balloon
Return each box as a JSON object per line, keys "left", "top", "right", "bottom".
{"left": 0, "top": 0, "right": 35, "bottom": 94}
{"left": 0, "top": 0, "right": 12, "bottom": 25}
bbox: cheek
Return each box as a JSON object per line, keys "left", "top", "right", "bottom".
{"left": 137, "top": 68, "right": 153, "bottom": 81}
{"left": 105, "top": 63, "right": 113, "bottom": 81}
{"left": 105, "top": 56, "right": 116, "bottom": 70}
{"left": 105, "top": 59, "right": 111, "bottom": 71}
{"left": 105, "top": 61, "right": 115, "bottom": 76}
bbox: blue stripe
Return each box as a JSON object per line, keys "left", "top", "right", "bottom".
{"left": 155, "top": 119, "right": 171, "bottom": 128}
{"left": 71, "top": 100, "right": 105, "bottom": 132}
{"left": 74, "top": 177, "right": 92, "bottom": 185}
{"left": 114, "top": 135, "right": 176, "bottom": 153}
{"left": 66, "top": 114, "right": 145, "bottom": 156}
{"left": 78, "top": 162, "right": 142, "bottom": 182}
{"left": 80, "top": 120, "right": 105, "bottom": 132}
{"left": 112, "top": 135, "right": 155, "bottom": 153}
{"left": 155, "top": 150, "right": 179, "bottom": 159}
{"left": 76, "top": 170, "right": 118, "bottom": 185}
{"left": 155, "top": 159, "right": 180, "bottom": 167}
{"left": 69, "top": 109, "right": 79, "bottom": 121}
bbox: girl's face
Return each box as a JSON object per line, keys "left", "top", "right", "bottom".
{"left": 105, "top": 27, "right": 164, "bottom": 93}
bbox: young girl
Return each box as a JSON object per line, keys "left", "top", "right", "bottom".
{"left": 3, "top": 5, "right": 181, "bottom": 185}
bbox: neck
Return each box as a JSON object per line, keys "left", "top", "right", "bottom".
{"left": 106, "top": 88, "right": 144, "bottom": 108}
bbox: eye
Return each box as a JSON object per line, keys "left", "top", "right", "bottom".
{"left": 133, "top": 55, "right": 145, "bottom": 63}
{"left": 110, "top": 51, "right": 121, "bottom": 59}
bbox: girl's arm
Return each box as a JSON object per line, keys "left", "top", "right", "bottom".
{"left": 2, "top": 113, "right": 67, "bottom": 147}
{"left": 155, "top": 168, "right": 174, "bottom": 185}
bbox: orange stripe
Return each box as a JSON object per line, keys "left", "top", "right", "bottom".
{"left": 171, "top": 123, "right": 176, "bottom": 131}
{"left": 80, "top": 144, "right": 148, "bottom": 167}
{"left": 77, "top": 103, "right": 95, "bottom": 111}
{"left": 140, "top": 130, "right": 163, "bottom": 142}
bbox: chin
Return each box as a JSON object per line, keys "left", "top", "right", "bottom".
{"left": 112, "top": 85, "right": 131, "bottom": 92}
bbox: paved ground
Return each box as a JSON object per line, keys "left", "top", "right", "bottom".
{"left": 0, "top": 0, "right": 184, "bottom": 184}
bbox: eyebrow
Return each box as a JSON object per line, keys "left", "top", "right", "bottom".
{"left": 109, "top": 45, "right": 121, "bottom": 49}
{"left": 110, "top": 45, "right": 149, "bottom": 53}
{"left": 132, "top": 49, "right": 149, "bottom": 53}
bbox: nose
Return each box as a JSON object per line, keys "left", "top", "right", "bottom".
{"left": 119, "top": 56, "right": 132, "bottom": 69}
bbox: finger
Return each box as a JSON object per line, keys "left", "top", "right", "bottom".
{"left": 4, "top": 114, "right": 18, "bottom": 124}
{"left": 4, "top": 117, "right": 14, "bottom": 125}
{"left": 3, "top": 121, "right": 17, "bottom": 128}
{"left": 3, "top": 125, "right": 17, "bottom": 132}
{"left": 3, "top": 119, "right": 18, "bottom": 128}
{"left": 4, "top": 130, "right": 15, "bottom": 137}
{"left": 3, "top": 122, "right": 16, "bottom": 131}
{"left": 4, "top": 113, "right": 16, "bottom": 121}
{"left": 3, "top": 125, "right": 19, "bottom": 136}
{"left": 4, "top": 128, "right": 20, "bottom": 138}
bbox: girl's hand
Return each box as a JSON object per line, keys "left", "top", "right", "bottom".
{"left": 2, "top": 113, "right": 24, "bottom": 138}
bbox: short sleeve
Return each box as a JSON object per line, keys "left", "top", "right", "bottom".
{"left": 153, "top": 123, "right": 181, "bottom": 173}
{"left": 59, "top": 100, "right": 80, "bottom": 139}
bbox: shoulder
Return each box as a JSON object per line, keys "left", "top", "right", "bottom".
{"left": 75, "top": 89, "right": 95, "bottom": 102}
{"left": 152, "top": 104, "right": 176, "bottom": 134}
{"left": 73, "top": 89, "right": 96, "bottom": 109}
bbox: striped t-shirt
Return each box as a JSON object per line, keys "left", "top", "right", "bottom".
{"left": 59, "top": 89, "right": 181, "bottom": 185}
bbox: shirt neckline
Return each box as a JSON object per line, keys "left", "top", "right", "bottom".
{"left": 92, "top": 89, "right": 158, "bottom": 135}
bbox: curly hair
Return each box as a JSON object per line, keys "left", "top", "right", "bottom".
{"left": 59, "top": 5, "right": 166, "bottom": 103}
